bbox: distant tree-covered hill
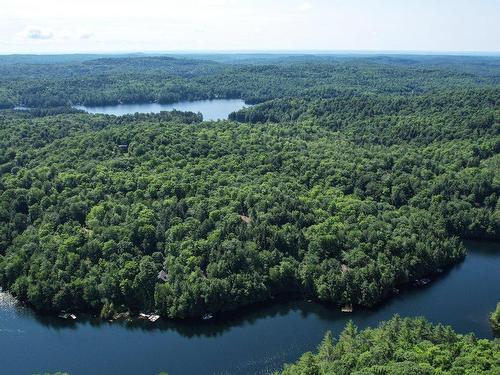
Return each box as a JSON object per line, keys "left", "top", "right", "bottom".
{"left": 0, "top": 54, "right": 499, "bottom": 108}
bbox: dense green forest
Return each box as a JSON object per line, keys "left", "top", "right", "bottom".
{"left": 0, "top": 55, "right": 498, "bottom": 319}
{"left": 491, "top": 303, "right": 500, "bottom": 335}
{"left": 1, "top": 54, "right": 499, "bottom": 108}
{"left": 276, "top": 316, "right": 500, "bottom": 375}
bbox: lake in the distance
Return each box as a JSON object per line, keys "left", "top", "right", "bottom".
{"left": 74, "top": 99, "right": 248, "bottom": 120}
{"left": 0, "top": 241, "right": 499, "bottom": 375}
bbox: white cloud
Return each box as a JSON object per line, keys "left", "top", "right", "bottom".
{"left": 298, "top": 1, "right": 312, "bottom": 12}
{"left": 18, "top": 26, "right": 94, "bottom": 41}
{"left": 20, "top": 26, "right": 54, "bottom": 40}
{"left": 78, "top": 31, "right": 93, "bottom": 39}
{"left": 1, "top": 1, "right": 499, "bottom": 53}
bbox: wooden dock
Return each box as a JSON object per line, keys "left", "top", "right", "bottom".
{"left": 341, "top": 304, "right": 353, "bottom": 313}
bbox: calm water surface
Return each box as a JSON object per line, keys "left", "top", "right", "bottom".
{"left": 1, "top": 241, "right": 498, "bottom": 375}
{"left": 74, "top": 99, "right": 248, "bottom": 120}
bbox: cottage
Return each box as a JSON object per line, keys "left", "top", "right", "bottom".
{"left": 158, "top": 270, "right": 168, "bottom": 282}
{"left": 240, "top": 215, "right": 251, "bottom": 224}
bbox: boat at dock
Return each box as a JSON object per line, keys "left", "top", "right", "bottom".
{"left": 58, "top": 312, "right": 77, "bottom": 320}
{"left": 341, "top": 304, "right": 353, "bottom": 313}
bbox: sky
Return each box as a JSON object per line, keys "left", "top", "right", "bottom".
{"left": 0, "top": 0, "right": 499, "bottom": 54}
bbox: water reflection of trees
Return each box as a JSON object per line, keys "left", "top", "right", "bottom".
{"left": 28, "top": 297, "right": 343, "bottom": 338}
{"left": 21, "top": 262, "right": 458, "bottom": 338}
{"left": 13, "top": 243, "right": 498, "bottom": 339}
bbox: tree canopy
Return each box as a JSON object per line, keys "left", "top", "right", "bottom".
{"left": 276, "top": 316, "right": 500, "bottom": 375}
{"left": 491, "top": 303, "right": 500, "bottom": 335}
{"left": 0, "top": 55, "right": 498, "bottom": 319}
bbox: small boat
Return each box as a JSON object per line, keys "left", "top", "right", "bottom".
{"left": 69, "top": 314, "right": 77, "bottom": 320}
{"left": 202, "top": 313, "right": 213, "bottom": 320}
{"left": 58, "top": 313, "right": 69, "bottom": 319}
{"left": 148, "top": 314, "right": 160, "bottom": 322}
{"left": 139, "top": 313, "right": 149, "bottom": 319}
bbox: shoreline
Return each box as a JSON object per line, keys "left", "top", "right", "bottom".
{"left": 0, "top": 257, "right": 461, "bottom": 326}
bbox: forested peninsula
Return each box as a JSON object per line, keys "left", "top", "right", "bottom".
{"left": 0, "top": 55, "right": 498, "bottom": 319}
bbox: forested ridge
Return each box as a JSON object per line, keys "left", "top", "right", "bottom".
{"left": 0, "top": 55, "right": 498, "bottom": 319}
{"left": 1, "top": 55, "right": 499, "bottom": 108}
{"left": 276, "top": 316, "right": 500, "bottom": 375}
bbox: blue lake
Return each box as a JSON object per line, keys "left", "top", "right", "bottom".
{"left": 74, "top": 99, "right": 248, "bottom": 120}
{"left": 0, "top": 241, "right": 498, "bottom": 375}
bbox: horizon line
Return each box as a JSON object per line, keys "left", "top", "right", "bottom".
{"left": 1, "top": 49, "right": 500, "bottom": 57}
